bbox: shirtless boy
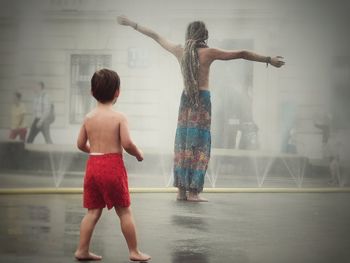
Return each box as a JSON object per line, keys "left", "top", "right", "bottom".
{"left": 74, "top": 68, "right": 150, "bottom": 262}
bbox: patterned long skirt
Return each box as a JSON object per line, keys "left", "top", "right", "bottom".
{"left": 173, "top": 90, "right": 211, "bottom": 193}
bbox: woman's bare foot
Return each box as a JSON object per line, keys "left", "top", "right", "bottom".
{"left": 129, "top": 251, "right": 151, "bottom": 262}
{"left": 176, "top": 193, "right": 187, "bottom": 201}
{"left": 176, "top": 188, "right": 187, "bottom": 201}
{"left": 74, "top": 251, "right": 102, "bottom": 261}
{"left": 187, "top": 193, "right": 208, "bottom": 202}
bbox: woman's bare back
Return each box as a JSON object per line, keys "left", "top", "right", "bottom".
{"left": 176, "top": 47, "right": 212, "bottom": 90}
{"left": 197, "top": 48, "right": 212, "bottom": 90}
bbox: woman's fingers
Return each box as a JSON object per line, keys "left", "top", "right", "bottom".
{"left": 275, "top": 56, "right": 285, "bottom": 67}
{"left": 116, "top": 15, "right": 128, "bottom": 25}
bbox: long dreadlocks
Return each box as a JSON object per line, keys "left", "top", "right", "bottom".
{"left": 180, "top": 21, "right": 208, "bottom": 107}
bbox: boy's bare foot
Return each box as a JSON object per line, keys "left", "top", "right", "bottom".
{"left": 74, "top": 251, "right": 102, "bottom": 261}
{"left": 129, "top": 251, "right": 151, "bottom": 262}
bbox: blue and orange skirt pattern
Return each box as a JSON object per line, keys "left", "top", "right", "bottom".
{"left": 173, "top": 90, "right": 211, "bottom": 193}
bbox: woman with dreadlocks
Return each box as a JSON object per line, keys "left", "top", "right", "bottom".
{"left": 117, "top": 16, "right": 285, "bottom": 202}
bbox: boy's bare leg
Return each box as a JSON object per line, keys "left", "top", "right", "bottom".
{"left": 187, "top": 190, "right": 208, "bottom": 202}
{"left": 75, "top": 208, "right": 103, "bottom": 261}
{"left": 115, "top": 206, "right": 151, "bottom": 261}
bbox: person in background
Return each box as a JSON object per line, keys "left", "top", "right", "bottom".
{"left": 9, "top": 92, "right": 27, "bottom": 141}
{"left": 27, "top": 81, "right": 53, "bottom": 144}
{"left": 286, "top": 127, "right": 298, "bottom": 154}
{"left": 314, "top": 112, "right": 342, "bottom": 186}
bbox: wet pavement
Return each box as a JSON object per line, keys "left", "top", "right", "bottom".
{"left": 0, "top": 193, "right": 350, "bottom": 263}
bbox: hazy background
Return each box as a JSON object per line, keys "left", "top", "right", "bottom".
{"left": 0, "top": 0, "right": 349, "bottom": 188}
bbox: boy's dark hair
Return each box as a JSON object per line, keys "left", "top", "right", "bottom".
{"left": 39, "top": 81, "right": 45, "bottom": 89}
{"left": 91, "top": 69, "right": 120, "bottom": 103}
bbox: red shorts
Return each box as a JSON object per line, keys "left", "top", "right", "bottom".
{"left": 9, "top": 128, "right": 27, "bottom": 141}
{"left": 83, "top": 153, "right": 130, "bottom": 209}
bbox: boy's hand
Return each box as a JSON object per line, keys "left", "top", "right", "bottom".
{"left": 136, "top": 150, "right": 144, "bottom": 162}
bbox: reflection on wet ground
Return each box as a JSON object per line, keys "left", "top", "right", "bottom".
{"left": 0, "top": 193, "right": 350, "bottom": 263}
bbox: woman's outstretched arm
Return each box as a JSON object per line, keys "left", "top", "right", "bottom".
{"left": 207, "top": 48, "right": 285, "bottom": 68}
{"left": 117, "top": 16, "right": 182, "bottom": 60}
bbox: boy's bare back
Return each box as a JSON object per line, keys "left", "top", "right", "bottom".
{"left": 77, "top": 68, "right": 143, "bottom": 160}
{"left": 84, "top": 106, "right": 124, "bottom": 154}
{"left": 78, "top": 104, "right": 142, "bottom": 160}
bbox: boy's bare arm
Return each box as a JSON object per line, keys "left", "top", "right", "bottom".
{"left": 120, "top": 115, "right": 143, "bottom": 161}
{"left": 77, "top": 122, "right": 90, "bottom": 153}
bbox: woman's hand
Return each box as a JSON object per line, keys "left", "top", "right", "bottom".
{"left": 117, "top": 15, "right": 137, "bottom": 28}
{"left": 270, "top": 56, "right": 285, "bottom": 68}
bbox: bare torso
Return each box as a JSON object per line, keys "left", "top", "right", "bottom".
{"left": 84, "top": 107, "right": 123, "bottom": 154}
{"left": 177, "top": 47, "right": 212, "bottom": 90}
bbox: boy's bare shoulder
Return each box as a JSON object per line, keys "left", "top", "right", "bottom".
{"left": 112, "top": 110, "right": 128, "bottom": 122}
{"left": 83, "top": 109, "right": 97, "bottom": 123}
{"left": 83, "top": 109, "right": 127, "bottom": 124}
